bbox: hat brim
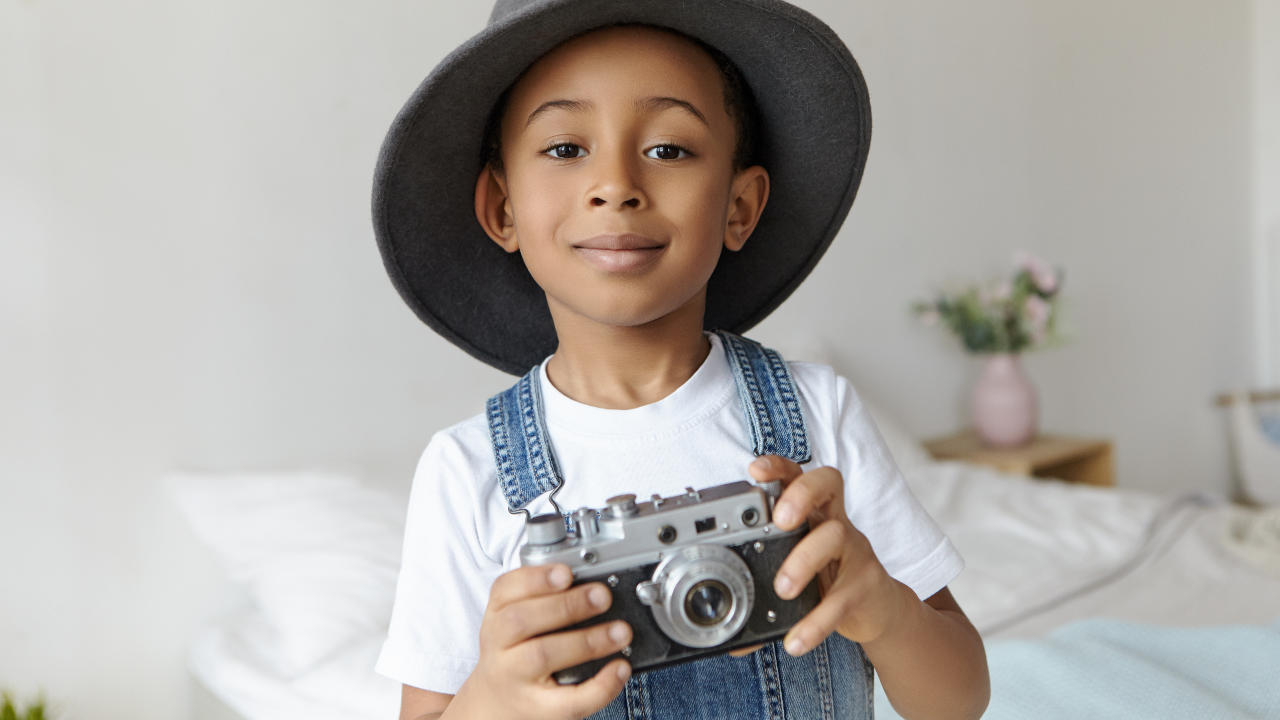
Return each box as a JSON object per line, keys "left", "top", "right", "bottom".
{"left": 372, "top": 0, "right": 871, "bottom": 375}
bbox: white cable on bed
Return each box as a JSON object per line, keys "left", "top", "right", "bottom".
{"left": 977, "top": 492, "right": 1220, "bottom": 636}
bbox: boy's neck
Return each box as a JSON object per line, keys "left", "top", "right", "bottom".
{"left": 543, "top": 302, "right": 712, "bottom": 411}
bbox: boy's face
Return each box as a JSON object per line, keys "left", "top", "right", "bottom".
{"left": 475, "top": 25, "right": 769, "bottom": 335}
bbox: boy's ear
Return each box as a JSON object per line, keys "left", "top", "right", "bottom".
{"left": 474, "top": 164, "right": 518, "bottom": 253}
{"left": 724, "top": 165, "right": 770, "bottom": 252}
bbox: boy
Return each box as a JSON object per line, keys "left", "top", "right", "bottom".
{"left": 372, "top": 2, "right": 989, "bottom": 719}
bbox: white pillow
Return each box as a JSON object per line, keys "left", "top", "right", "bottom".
{"left": 169, "top": 470, "right": 404, "bottom": 677}
{"left": 190, "top": 609, "right": 400, "bottom": 720}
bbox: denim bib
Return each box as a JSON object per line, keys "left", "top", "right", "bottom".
{"left": 486, "top": 330, "right": 874, "bottom": 719}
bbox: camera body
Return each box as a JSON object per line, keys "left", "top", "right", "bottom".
{"left": 520, "top": 479, "right": 819, "bottom": 684}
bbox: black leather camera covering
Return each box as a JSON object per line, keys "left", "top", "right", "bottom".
{"left": 552, "top": 528, "right": 819, "bottom": 685}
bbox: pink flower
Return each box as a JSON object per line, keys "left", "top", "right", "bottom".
{"left": 1014, "top": 251, "right": 1059, "bottom": 294}
{"left": 1023, "top": 295, "right": 1051, "bottom": 344}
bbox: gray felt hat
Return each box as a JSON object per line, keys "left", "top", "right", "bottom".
{"left": 372, "top": 0, "right": 871, "bottom": 375}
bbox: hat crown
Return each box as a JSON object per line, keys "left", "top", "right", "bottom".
{"left": 488, "top": 0, "right": 547, "bottom": 26}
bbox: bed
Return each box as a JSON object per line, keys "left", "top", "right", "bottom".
{"left": 175, "top": 401, "right": 1280, "bottom": 720}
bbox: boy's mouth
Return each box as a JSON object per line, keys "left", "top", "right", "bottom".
{"left": 573, "top": 233, "right": 664, "bottom": 251}
{"left": 572, "top": 233, "right": 666, "bottom": 273}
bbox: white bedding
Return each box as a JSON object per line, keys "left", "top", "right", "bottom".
{"left": 907, "top": 461, "right": 1280, "bottom": 638}
{"left": 177, "top": 461, "right": 1280, "bottom": 720}
{"left": 878, "top": 617, "right": 1280, "bottom": 719}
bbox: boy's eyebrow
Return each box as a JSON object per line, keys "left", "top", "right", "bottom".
{"left": 636, "top": 96, "right": 709, "bottom": 127}
{"left": 524, "top": 99, "right": 591, "bottom": 128}
{"left": 523, "top": 96, "right": 710, "bottom": 128}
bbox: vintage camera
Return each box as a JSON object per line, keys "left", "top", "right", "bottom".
{"left": 520, "top": 479, "right": 819, "bottom": 684}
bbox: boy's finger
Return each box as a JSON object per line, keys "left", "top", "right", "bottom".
{"left": 555, "top": 658, "right": 632, "bottom": 719}
{"left": 747, "top": 454, "right": 803, "bottom": 483}
{"left": 491, "top": 582, "right": 613, "bottom": 648}
{"left": 517, "top": 620, "right": 631, "bottom": 678}
{"left": 772, "top": 466, "right": 844, "bottom": 530}
{"left": 773, "top": 518, "right": 851, "bottom": 600}
{"left": 781, "top": 592, "right": 849, "bottom": 657}
{"left": 487, "top": 564, "right": 574, "bottom": 612}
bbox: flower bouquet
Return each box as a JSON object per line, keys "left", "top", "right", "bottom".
{"left": 911, "top": 252, "right": 1067, "bottom": 448}
{"left": 910, "top": 251, "right": 1064, "bottom": 355}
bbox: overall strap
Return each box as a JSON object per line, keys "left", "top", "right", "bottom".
{"left": 712, "top": 330, "right": 813, "bottom": 465}
{"left": 486, "top": 332, "right": 812, "bottom": 514}
{"left": 486, "top": 365, "right": 565, "bottom": 516}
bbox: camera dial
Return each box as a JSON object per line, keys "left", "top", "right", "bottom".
{"left": 525, "top": 513, "right": 567, "bottom": 546}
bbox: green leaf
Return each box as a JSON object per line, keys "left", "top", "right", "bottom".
{"left": 0, "top": 692, "right": 49, "bottom": 720}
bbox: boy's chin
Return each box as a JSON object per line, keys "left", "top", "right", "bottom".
{"left": 546, "top": 292, "right": 706, "bottom": 332}
{"left": 552, "top": 309, "right": 702, "bottom": 335}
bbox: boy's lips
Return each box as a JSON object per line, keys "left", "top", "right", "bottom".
{"left": 572, "top": 233, "right": 664, "bottom": 251}
{"left": 572, "top": 233, "right": 666, "bottom": 273}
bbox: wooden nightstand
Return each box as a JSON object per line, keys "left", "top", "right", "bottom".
{"left": 923, "top": 429, "right": 1115, "bottom": 487}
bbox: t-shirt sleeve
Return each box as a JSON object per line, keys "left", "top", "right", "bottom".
{"left": 374, "top": 430, "right": 504, "bottom": 694}
{"left": 830, "top": 373, "right": 963, "bottom": 600}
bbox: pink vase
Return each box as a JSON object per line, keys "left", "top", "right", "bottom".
{"left": 971, "top": 353, "right": 1038, "bottom": 448}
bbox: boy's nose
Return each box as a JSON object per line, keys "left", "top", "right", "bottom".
{"left": 589, "top": 193, "right": 642, "bottom": 209}
{"left": 587, "top": 152, "right": 646, "bottom": 210}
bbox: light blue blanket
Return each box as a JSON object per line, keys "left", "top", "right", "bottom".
{"left": 874, "top": 618, "right": 1280, "bottom": 719}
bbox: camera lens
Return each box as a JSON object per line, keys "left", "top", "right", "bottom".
{"left": 658, "top": 525, "right": 678, "bottom": 544}
{"left": 643, "top": 545, "right": 754, "bottom": 648}
{"left": 685, "top": 580, "right": 732, "bottom": 626}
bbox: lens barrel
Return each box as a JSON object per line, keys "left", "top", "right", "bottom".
{"left": 643, "top": 544, "right": 754, "bottom": 648}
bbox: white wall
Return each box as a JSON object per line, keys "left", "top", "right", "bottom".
{"left": 775, "top": 0, "right": 1257, "bottom": 493}
{"left": 0, "top": 1, "right": 1264, "bottom": 718}
{"left": 1257, "top": 0, "right": 1280, "bottom": 386}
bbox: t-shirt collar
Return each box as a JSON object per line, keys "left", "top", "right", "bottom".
{"left": 537, "top": 331, "right": 733, "bottom": 438}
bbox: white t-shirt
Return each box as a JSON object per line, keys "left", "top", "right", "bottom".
{"left": 375, "top": 332, "right": 963, "bottom": 694}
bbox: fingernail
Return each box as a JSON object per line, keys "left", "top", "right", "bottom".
{"left": 549, "top": 565, "right": 571, "bottom": 588}
{"left": 751, "top": 456, "right": 771, "bottom": 470}
{"left": 774, "top": 502, "right": 795, "bottom": 527}
{"left": 617, "top": 663, "right": 631, "bottom": 681}
{"left": 609, "top": 622, "right": 629, "bottom": 644}
{"left": 785, "top": 636, "right": 805, "bottom": 656}
{"left": 589, "top": 586, "right": 611, "bottom": 608}
{"left": 774, "top": 574, "right": 793, "bottom": 597}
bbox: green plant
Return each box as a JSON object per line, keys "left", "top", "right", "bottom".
{"left": 1, "top": 692, "right": 48, "bottom": 720}
{"left": 911, "top": 251, "right": 1066, "bottom": 355}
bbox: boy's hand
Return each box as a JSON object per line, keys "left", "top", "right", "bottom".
{"left": 451, "top": 564, "right": 632, "bottom": 720}
{"left": 747, "top": 454, "right": 914, "bottom": 657}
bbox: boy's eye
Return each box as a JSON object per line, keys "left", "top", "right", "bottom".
{"left": 645, "top": 144, "right": 690, "bottom": 161}
{"left": 544, "top": 143, "right": 585, "bottom": 159}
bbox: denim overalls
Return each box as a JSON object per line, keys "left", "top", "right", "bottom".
{"left": 486, "top": 330, "right": 874, "bottom": 719}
